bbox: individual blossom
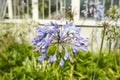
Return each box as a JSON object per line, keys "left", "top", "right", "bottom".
{"left": 48, "top": 53, "right": 57, "bottom": 63}
{"left": 81, "top": 0, "right": 105, "bottom": 20}
{"left": 59, "top": 58, "right": 64, "bottom": 67}
{"left": 38, "top": 54, "right": 46, "bottom": 62}
{"left": 64, "top": 47, "right": 69, "bottom": 60}
{"left": 32, "top": 21, "right": 88, "bottom": 66}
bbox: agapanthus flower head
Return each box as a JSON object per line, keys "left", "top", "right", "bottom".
{"left": 32, "top": 21, "right": 88, "bottom": 66}
{"left": 81, "top": 0, "right": 105, "bottom": 20}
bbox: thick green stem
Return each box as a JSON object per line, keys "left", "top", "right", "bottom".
{"left": 93, "top": 27, "right": 106, "bottom": 80}
{"left": 99, "top": 27, "right": 106, "bottom": 55}
{"left": 108, "top": 38, "right": 112, "bottom": 54}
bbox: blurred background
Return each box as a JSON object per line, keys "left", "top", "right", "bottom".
{"left": 0, "top": 0, "right": 120, "bottom": 51}
{"left": 0, "top": 0, "right": 120, "bottom": 80}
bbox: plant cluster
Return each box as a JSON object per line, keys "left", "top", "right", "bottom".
{"left": 32, "top": 21, "right": 88, "bottom": 66}
{"left": 0, "top": 32, "right": 120, "bottom": 80}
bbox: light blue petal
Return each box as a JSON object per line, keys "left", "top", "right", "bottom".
{"left": 37, "top": 42, "right": 42, "bottom": 46}
{"left": 52, "top": 53, "right": 57, "bottom": 62}
{"left": 37, "top": 27, "right": 46, "bottom": 33}
{"left": 59, "top": 58, "right": 64, "bottom": 66}
{"left": 32, "top": 40, "right": 37, "bottom": 45}
{"left": 75, "top": 27, "right": 81, "bottom": 34}
{"left": 44, "top": 22, "right": 52, "bottom": 26}
{"left": 33, "top": 48, "right": 40, "bottom": 52}
{"left": 68, "top": 22, "right": 73, "bottom": 26}
{"left": 63, "top": 21, "right": 73, "bottom": 28}
{"left": 42, "top": 44, "right": 48, "bottom": 54}
{"left": 53, "top": 22, "right": 59, "bottom": 29}
{"left": 80, "top": 46, "right": 88, "bottom": 51}
{"left": 82, "top": 38, "right": 88, "bottom": 42}
{"left": 48, "top": 53, "right": 56, "bottom": 63}
{"left": 38, "top": 55, "right": 45, "bottom": 62}
{"left": 75, "top": 34, "right": 82, "bottom": 40}
{"left": 64, "top": 47, "right": 69, "bottom": 60}
{"left": 48, "top": 56, "right": 53, "bottom": 63}
{"left": 72, "top": 46, "right": 79, "bottom": 53}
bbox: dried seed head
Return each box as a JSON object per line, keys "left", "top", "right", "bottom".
{"left": 102, "top": 22, "right": 109, "bottom": 29}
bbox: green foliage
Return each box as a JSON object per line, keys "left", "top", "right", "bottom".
{"left": 0, "top": 34, "right": 120, "bottom": 80}
{"left": 0, "top": 20, "right": 120, "bottom": 80}
{"left": 107, "top": 6, "right": 120, "bottom": 19}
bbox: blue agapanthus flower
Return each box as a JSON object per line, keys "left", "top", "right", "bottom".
{"left": 81, "top": 0, "right": 105, "bottom": 20}
{"left": 32, "top": 21, "right": 88, "bottom": 66}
